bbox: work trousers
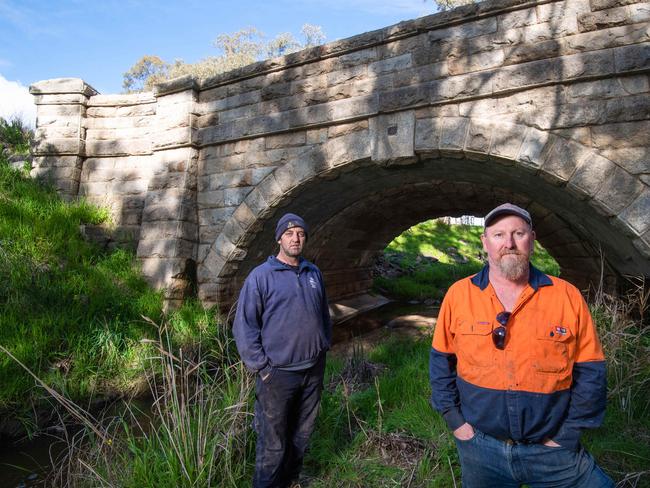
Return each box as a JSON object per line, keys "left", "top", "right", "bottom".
{"left": 253, "top": 356, "right": 325, "bottom": 488}
{"left": 455, "top": 429, "right": 614, "bottom": 488}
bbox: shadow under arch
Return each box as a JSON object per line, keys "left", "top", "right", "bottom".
{"left": 200, "top": 117, "right": 649, "bottom": 309}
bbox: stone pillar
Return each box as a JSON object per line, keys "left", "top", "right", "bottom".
{"left": 136, "top": 76, "right": 200, "bottom": 309}
{"left": 29, "top": 78, "right": 97, "bottom": 200}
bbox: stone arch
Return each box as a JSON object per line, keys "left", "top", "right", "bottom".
{"left": 199, "top": 116, "right": 649, "bottom": 308}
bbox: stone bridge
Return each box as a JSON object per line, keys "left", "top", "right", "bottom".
{"left": 30, "top": 0, "right": 649, "bottom": 312}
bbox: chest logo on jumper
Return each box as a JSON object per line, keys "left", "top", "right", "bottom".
{"left": 308, "top": 277, "right": 318, "bottom": 289}
{"left": 554, "top": 326, "right": 567, "bottom": 335}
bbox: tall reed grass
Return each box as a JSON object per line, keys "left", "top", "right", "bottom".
{"left": 38, "top": 316, "right": 255, "bottom": 487}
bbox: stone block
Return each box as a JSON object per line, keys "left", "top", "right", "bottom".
{"left": 465, "top": 119, "right": 494, "bottom": 159}
{"left": 541, "top": 139, "right": 591, "bottom": 184}
{"left": 139, "top": 220, "right": 197, "bottom": 241}
{"left": 139, "top": 257, "right": 191, "bottom": 289}
{"left": 578, "top": 7, "right": 630, "bottom": 32}
{"left": 370, "top": 111, "right": 416, "bottom": 164}
{"left": 414, "top": 117, "right": 442, "bottom": 157}
{"left": 378, "top": 85, "right": 430, "bottom": 112}
{"left": 518, "top": 129, "right": 556, "bottom": 171}
{"left": 326, "top": 65, "right": 367, "bottom": 87}
{"left": 214, "top": 233, "right": 238, "bottom": 260}
{"left": 147, "top": 172, "right": 192, "bottom": 191}
{"left": 448, "top": 48, "right": 505, "bottom": 75}
{"left": 218, "top": 104, "right": 259, "bottom": 123}
{"left": 30, "top": 78, "right": 98, "bottom": 96}
{"left": 593, "top": 166, "right": 644, "bottom": 215}
{"left": 200, "top": 170, "right": 253, "bottom": 192}
{"left": 33, "top": 137, "right": 84, "bottom": 156}
{"left": 566, "top": 50, "right": 617, "bottom": 80}
{"left": 590, "top": 0, "right": 642, "bottom": 11}
{"left": 265, "top": 132, "right": 306, "bottom": 149}
{"left": 142, "top": 202, "right": 197, "bottom": 223}
{"left": 32, "top": 155, "right": 81, "bottom": 168}
{"left": 113, "top": 179, "right": 149, "bottom": 195}
{"left": 601, "top": 147, "right": 650, "bottom": 174}
{"left": 439, "top": 117, "right": 470, "bottom": 155}
{"left": 86, "top": 139, "right": 151, "bottom": 157}
{"left": 255, "top": 173, "right": 285, "bottom": 208}
{"left": 154, "top": 127, "right": 197, "bottom": 149}
{"left": 86, "top": 127, "right": 151, "bottom": 140}
{"left": 137, "top": 238, "right": 196, "bottom": 259}
{"left": 490, "top": 122, "right": 526, "bottom": 161}
{"left": 567, "top": 153, "right": 616, "bottom": 198}
{"left": 368, "top": 53, "right": 412, "bottom": 76}
{"left": 498, "top": 7, "right": 538, "bottom": 30}
{"left": 619, "top": 186, "right": 650, "bottom": 234}
{"left": 232, "top": 201, "right": 257, "bottom": 230}
{"left": 630, "top": 3, "right": 650, "bottom": 23}
{"left": 79, "top": 181, "right": 112, "bottom": 197}
{"left": 493, "top": 57, "right": 561, "bottom": 91}
{"left": 243, "top": 187, "right": 270, "bottom": 216}
{"left": 338, "top": 47, "right": 379, "bottom": 68}
{"left": 198, "top": 207, "right": 234, "bottom": 227}
{"left": 261, "top": 81, "right": 293, "bottom": 101}
{"left": 33, "top": 93, "right": 88, "bottom": 105}
{"left": 224, "top": 186, "right": 254, "bottom": 207}
{"left": 615, "top": 43, "right": 650, "bottom": 72}
{"left": 324, "top": 131, "right": 371, "bottom": 168}
{"left": 431, "top": 71, "right": 494, "bottom": 101}
{"left": 221, "top": 218, "right": 246, "bottom": 246}
{"left": 90, "top": 93, "right": 155, "bottom": 106}
{"left": 605, "top": 93, "right": 650, "bottom": 124}
{"left": 428, "top": 16, "right": 498, "bottom": 42}
{"left": 502, "top": 40, "right": 562, "bottom": 66}
{"left": 592, "top": 120, "right": 650, "bottom": 148}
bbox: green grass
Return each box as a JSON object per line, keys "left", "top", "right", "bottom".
{"left": 375, "top": 219, "right": 560, "bottom": 300}
{"left": 0, "top": 155, "right": 216, "bottom": 425}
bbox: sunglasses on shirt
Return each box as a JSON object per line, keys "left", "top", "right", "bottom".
{"left": 493, "top": 311, "right": 511, "bottom": 350}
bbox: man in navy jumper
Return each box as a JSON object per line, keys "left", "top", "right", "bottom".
{"left": 233, "top": 213, "right": 331, "bottom": 488}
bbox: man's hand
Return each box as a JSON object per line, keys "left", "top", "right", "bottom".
{"left": 542, "top": 438, "right": 561, "bottom": 447}
{"left": 453, "top": 422, "right": 475, "bottom": 441}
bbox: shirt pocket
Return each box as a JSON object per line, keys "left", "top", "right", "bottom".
{"left": 456, "top": 319, "right": 494, "bottom": 368}
{"left": 532, "top": 324, "right": 574, "bottom": 374}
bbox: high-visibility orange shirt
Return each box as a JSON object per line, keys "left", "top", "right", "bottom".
{"left": 429, "top": 265, "right": 606, "bottom": 450}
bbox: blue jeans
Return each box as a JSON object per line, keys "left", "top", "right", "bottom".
{"left": 455, "top": 429, "right": 614, "bottom": 488}
{"left": 253, "top": 356, "right": 325, "bottom": 488}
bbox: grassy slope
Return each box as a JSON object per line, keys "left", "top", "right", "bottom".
{"left": 375, "top": 219, "right": 560, "bottom": 300}
{"left": 0, "top": 161, "right": 217, "bottom": 419}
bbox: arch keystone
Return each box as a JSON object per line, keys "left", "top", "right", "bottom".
{"left": 370, "top": 111, "right": 416, "bottom": 165}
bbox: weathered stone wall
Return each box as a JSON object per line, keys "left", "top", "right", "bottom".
{"left": 31, "top": 0, "right": 650, "bottom": 310}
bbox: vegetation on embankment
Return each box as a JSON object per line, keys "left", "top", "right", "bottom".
{"left": 0, "top": 132, "right": 217, "bottom": 431}
{"left": 373, "top": 218, "right": 560, "bottom": 301}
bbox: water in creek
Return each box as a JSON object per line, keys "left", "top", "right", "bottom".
{"left": 1, "top": 300, "right": 438, "bottom": 487}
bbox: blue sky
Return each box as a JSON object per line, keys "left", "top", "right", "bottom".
{"left": 0, "top": 0, "right": 439, "bottom": 123}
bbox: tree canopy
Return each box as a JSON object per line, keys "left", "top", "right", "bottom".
{"left": 122, "top": 24, "right": 326, "bottom": 93}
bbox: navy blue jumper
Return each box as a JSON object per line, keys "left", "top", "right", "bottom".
{"left": 233, "top": 255, "right": 332, "bottom": 376}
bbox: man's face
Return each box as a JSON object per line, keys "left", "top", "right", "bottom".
{"left": 278, "top": 226, "right": 306, "bottom": 260}
{"left": 481, "top": 215, "right": 535, "bottom": 281}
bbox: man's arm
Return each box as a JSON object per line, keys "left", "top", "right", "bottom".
{"left": 429, "top": 348, "right": 467, "bottom": 431}
{"left": 232, "top": 275, "right": 270, "bottom": 374}
{"left": 552, "top": 291, "right": 607, "bottom": 450}
{"left": 319, "top": 269, "right": 332, "bottom": 346}
{"left": 430, "top": 292, "right": 466, "bottom": 432}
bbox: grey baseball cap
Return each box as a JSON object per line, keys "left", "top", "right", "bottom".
{"left": 484, "top": 203, "right": 532, "bottom": 228}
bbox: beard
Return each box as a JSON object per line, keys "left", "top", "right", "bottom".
{"left": 495, "top": 252, "right": 529, "bottom": 281}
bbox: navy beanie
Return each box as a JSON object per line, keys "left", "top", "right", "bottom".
{"left": 275, "top": 213, "right": 308, "bottom": 241}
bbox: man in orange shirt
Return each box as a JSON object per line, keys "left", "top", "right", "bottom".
{"left": 430, "top": 203, "right": 614, "bottom": 487}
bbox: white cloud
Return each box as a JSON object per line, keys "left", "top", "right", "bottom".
{"left": 0, "top": 75, "right": 36, "bottom": 127}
